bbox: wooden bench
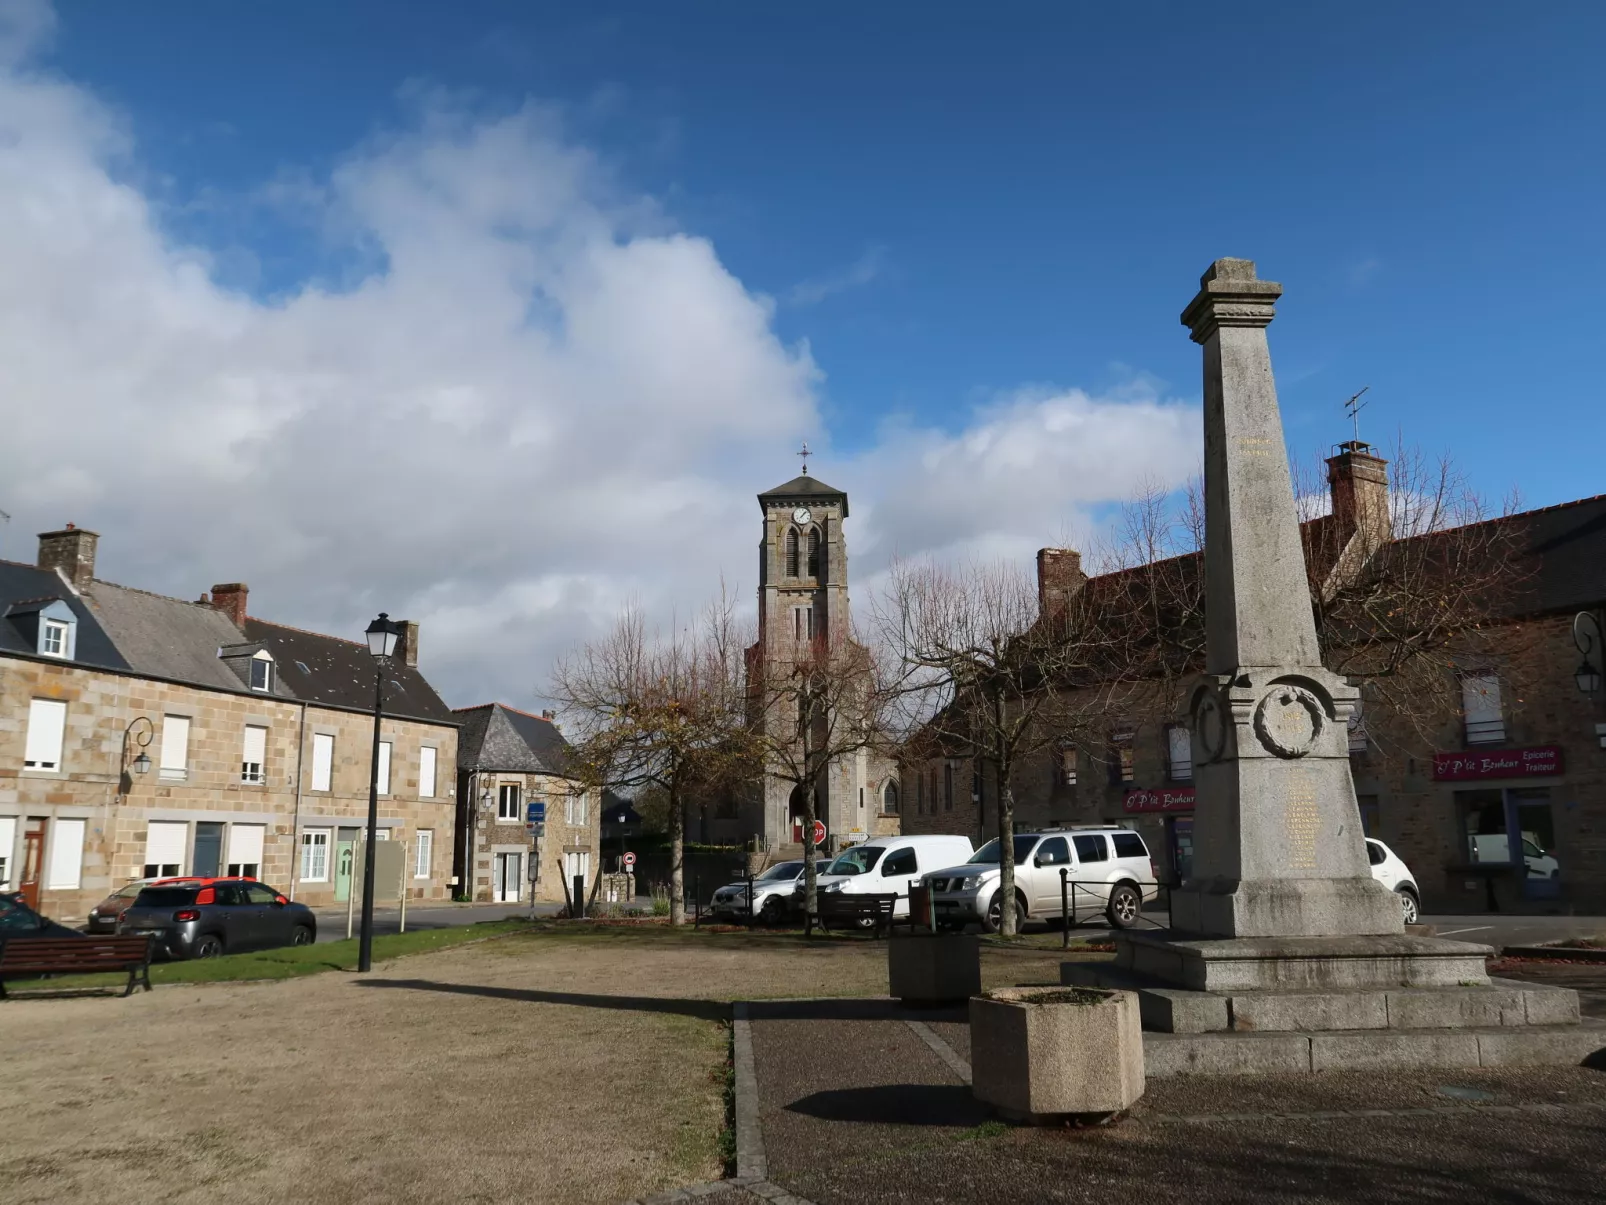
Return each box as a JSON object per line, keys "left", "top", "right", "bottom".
{"left": 0, "top": 936, "right": 153, "bottom": 999}
{"left": 809, "top": 892, "right": 898, "bottom": 937}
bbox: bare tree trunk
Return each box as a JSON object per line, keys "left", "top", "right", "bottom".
{"left": 669, "top": 781, "right": 685, "bottom": 926}
{"left": 801, "top": 706, "right": 819, "bottom": 927}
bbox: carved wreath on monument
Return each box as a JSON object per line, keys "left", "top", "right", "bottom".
{"left": 1252, "top": 684, "right": 1326, "bottom": 758}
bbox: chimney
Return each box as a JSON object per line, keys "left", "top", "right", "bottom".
{"left": 37, "top": 524, "right": 99, "bottom": 593}
{"left": 210, "top": 583, "right": 249, "bottom": 628}
{"left": 1036, "top": 548, "right": 1085, "bottom": 621}
{"left": 541, "top": 709, "right": 555, "bottom": 721}
{"left": 1326, "top": 441, "right": 1391, "bottom": 547}
{"left": 397, "top": 620, "right": 420, "bottom": 668}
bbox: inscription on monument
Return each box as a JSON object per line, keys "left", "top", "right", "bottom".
{"left": 1284, "top": 772, "right": 1319, "bottom": 870}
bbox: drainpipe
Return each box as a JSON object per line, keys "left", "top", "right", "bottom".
{"left": 288, "top": 701, "right": 308, "bottom": 901}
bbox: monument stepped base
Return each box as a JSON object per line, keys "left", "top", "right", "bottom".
{"left": 1140, "top": 1020, "right": 1606, "bottom": 1078}
{"left": 1065, "top": 931, "right": 1605, "bottom": 1075}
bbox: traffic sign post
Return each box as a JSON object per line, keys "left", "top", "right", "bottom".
{"left": 622, "top": 851, "right": 637, "bottom": 871}
{"left": 526, "top": 800, "right": 546, "bottom": 824}
{"left": 811, "top": 819, "right": 827, "bottom": 850}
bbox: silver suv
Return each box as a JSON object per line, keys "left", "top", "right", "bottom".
{"left": 923, "top": 826, "right": 1157, "bottom": 932}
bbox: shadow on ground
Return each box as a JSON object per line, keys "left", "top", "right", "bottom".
{"left": 355, "top": 978, "right": 733, "bottom": 1021}
{"left": 785, "top": 1084, "right": 985, "bottom": 1127}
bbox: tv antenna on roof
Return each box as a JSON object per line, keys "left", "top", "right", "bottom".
{"left": 1343, "top": 386, "right": 1371, "bottom": 446}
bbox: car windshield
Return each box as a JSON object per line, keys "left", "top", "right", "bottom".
{"left": 758, "top": 861, "right": 805, "bottom": 881}
{"left": 826, "top": 847, "right": 884, "bottom": 876}
{"left": 114, "top": 883, "right": 148, "bottom": 899}
{"left": 0, "top": 895, "right": 44, "bottom": 930}
{"left": 967, "top": 836, "right": 1037, "bottom": 866}
{"left": 133, "top": 886, "right": 201, "bottom": 907}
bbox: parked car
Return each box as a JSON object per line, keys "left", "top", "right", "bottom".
{"left": 806, "top": 834, "right": 976, "bottom": 921}
{"left": 710, "top": 860, "right": 810, "bottom": 923}
{"left": 0, "top": 891, "right": 85, "bottom": 940}
{"left": 1366, "top": 838, "right": 1422, "bottom": 924}
{"left": 116, "top": 878, "right": 316, "bottom": 959}
{"left": 86, "top": 877, "right": 201, "bottom": 934}
{"left": 925, "top": 826, "right": 1158, "bottom": 932}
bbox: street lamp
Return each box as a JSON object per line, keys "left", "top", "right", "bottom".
{"left": 1575, "top": 612, "right": 1604, "bottom": 695}
{"left": 119, "top": 715, "right": 154, "bottom": 801}
{"left": 358, "top": 611, "right": 403, "bottom": 973}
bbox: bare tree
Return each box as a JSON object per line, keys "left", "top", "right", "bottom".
{"left": 551, "top": 593, "right": 757, "bottom": 924}
{"left": 748, "top": 621, "right": 893, "bottom": 922}
{"left": 875, "top": 555, "right": 1141, "bottom": 935}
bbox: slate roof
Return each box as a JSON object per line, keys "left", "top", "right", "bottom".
{"left": 87, "top": 581, "right": 271, "bottom": 694}
{"left": 757, "top": 474, "right": 849, "bottom": 517}
{"left": 0, "top": 559, "right": 128, "bottom": 668}
{"left": 1480, "top": 493, "right": 1606, "bottom": 616}
{"left": 454, "top": 702, "right": 576, "bottom": 775}
{"left": 243, "top": 618, "right": 456, "bottom": 725}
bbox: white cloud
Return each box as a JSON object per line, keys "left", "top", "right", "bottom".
{"left": 0, "top": 5, "right": 1200, "bottom": 707}
{"left": 786, "top": 245, "right": 886, "bottom": 306}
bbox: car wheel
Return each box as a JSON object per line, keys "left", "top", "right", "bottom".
{"left": 193, "top": 935, "right": 224, "bottom": 959}
{"left": 983, "top": 891, "right": 1028, "bottom": 934}
{"left": 291, "top": 925, "right": 315, "bottom": 947}
{"left": 1106, "top": 883, "right": 1142, "bottom": 929}
{"left": 760, "top": 896, "right": 785, "bottom": 926}
{"left": 1396, "top": 888, "right": 1420, "bottom": 926}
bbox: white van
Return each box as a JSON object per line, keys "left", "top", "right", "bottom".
{"left": 810, "top": 834, "right": 975, "bottom": 919}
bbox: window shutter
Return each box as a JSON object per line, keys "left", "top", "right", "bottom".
{"left": 378, "top": 741, "right": 392, "bottom": 795}
{"left": 312, "top": 733, "right": 334, "bottom": 791}
{"left": 160, "top": 715, "right": 190, "bottom": 777}
{"left": 46, "top": 819, "right": 85, "bottom": 889}
{"left": 24, "top": 699, "right": 67, "bottom": 770}
{"left": 242, "top": 725, "right": 268, "bottom": 783}
{"left": 419, "top": 746, "right": 437, "bottom": 798}
{"left": 1461, "top": 674, "right": 1505, "bottom": 745}
{"left": 227, "top": 823, "right": 265, "bottom": 871}
{"left": 145, "top": 821, "right": 188, "bottom": 873}
{"left": 1168, "top": 725, "right": 1193, "bottom": 780}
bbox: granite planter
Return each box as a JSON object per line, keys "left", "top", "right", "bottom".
{"left": 888, "top": 932, "right": 981, "bottom": 1006}
{"left": 970, "top": 986, "right": 1145, "bottom": 1123}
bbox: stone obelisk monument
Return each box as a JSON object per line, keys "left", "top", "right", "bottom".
{"left": 1169, "top": 259, "right": 1401, "bottom": 940}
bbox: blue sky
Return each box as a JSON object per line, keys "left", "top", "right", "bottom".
{"left": 3, "top": 1, "right": 1602, "bottom": 704}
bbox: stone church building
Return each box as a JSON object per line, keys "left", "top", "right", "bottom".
{"left": 689, "top": 471, "right": 900, "bottom": 854}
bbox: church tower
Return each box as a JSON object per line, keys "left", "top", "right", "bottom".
{"left": 755, "top": 472, "right": 851, "bottom": 659}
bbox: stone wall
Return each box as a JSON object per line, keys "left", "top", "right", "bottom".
{"left": 1, "top": 654, "right": 458, "bottom": 921}
{"left": 461, "top": 769, "right": 600, "bottom": 904}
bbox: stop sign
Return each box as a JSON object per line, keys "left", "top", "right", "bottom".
{"left": 811, "top": 819, "right": 827, "bottom": 848}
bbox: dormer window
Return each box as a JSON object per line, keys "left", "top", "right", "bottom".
{"left": 250, "top": 652, "right": 274, "bottom": 692}
{"left": 41, "top": 619, "right": 69, "bottom": 657}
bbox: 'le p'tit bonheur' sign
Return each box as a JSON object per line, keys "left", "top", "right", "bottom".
{"left": 1431, "top": 745, "right": 1563, "bottom": 782}
{"left": 1122, "top": 787, "right": 1196, "bottom": 813}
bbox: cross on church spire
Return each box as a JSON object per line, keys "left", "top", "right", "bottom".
{"left": 797, "top": 441, "right": 811, "bottom": 475}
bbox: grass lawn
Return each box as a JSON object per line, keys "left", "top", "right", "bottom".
{"left": 6, "top": 918, "right": 531, "bottom": 995}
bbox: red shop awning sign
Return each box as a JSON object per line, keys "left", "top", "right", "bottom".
{"left": 1123, "top": 787, "right": 1196, "bottom": 813}
{"left": 1431, "top": 745, "right": 1563, "bottom": 782}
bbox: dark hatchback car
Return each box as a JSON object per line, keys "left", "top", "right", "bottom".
{"left": 86, "top": 878, "right": 201, "bottom": 934}
{"left": 117, "top": 879, "right": 316, "bottom": 959}
{"left": 0, "top": 892, "right": 84, "bottom": 941}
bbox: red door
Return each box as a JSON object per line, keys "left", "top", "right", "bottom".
{"left": 19, "top": 819, "right": 46, "bottom": 910}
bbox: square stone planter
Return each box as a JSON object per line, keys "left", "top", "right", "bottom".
{"left": 887, "top": 932, "right": 981, "bottom": 1006}
{"left": 970, "top": 986, "right": 1145, "bottom": 1123}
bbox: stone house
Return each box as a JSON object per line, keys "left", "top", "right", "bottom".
{"left": 899, "top": 452, "right": 1606, "bottom": 915}
{"left": 1, "top": 526, "right": 459, "bottom": 922}
{"left": 452, "top": 702, "right": 601, "bottom": 905}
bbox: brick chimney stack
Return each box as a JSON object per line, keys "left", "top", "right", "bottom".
{"left": 37, "top": 524, "right": 99, "bottom": 592}
{"left": 1326, "top": 441, "right": 1391, "bottom": 545}
{"left": 397, "top": 620, "right": 420, "bottom": 668}
{"left": 210, "top": 583, "right": 249, "bottom": 628}
{"left": 1036, "top": 548, "right": 1085, "bottom": 621}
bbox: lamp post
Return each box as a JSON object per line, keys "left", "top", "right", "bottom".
{"left": 358, "top": 612, "right": 403, "bottom": 973}
{"left": 118, "top": 715, "right": 154, "bottom": 802}
{"left": 1574, "top": 612, "right": 1604, "bottom": 695}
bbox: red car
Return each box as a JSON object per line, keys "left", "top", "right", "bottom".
{"left": 86, "top": 876, "right": 203, "bottom": 933}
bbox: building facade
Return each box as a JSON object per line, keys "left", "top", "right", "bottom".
{"left": 453, "top": 702, "right": 601, "bottom": 905}
{"left": 1, "top": 526, "right": 459, "bottom": 922}
{"left": 899, "top": 457, "right": 1606, "bottom": 915}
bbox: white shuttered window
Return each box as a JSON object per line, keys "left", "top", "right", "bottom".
{"left": 1462, "top": 674, "right": 1505, "bottom": 745}
{"left": 378, "top": 741, "right": 392, "bottom": 795}
{"left": 311, "top": 733, "right": 334, "bottom": 792}
{"left": 47, "top": 819, "right": 86, "bottom": 889}
{"left": 1167, "top": 725, "right": 1193, "bottom": 781}
{"left": 160, "top": 715, "right": 190, "bottom": 780}
{"left": 227, "top": 824, "right": 265, "bottom": 878}
{"left": 24, "top": 699, "right": 67, "bottom": 771}
{"left": 419, "top": 746, "right": 437, "bottom": 798}
{"left": 144, "top": 821, "right": 187, "bottom": 877}
{"left": 242, "top": 725, "right": 267, "bottom": 784}
{"left": 414, "top": 830, "right": 433, "bottom": 878}
{"left": 0, "top": 816, "right": 16, "bottom": 888}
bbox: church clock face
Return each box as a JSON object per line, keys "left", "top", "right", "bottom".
{"left": 791, "top": 507, "right": 812, "bottom": 525}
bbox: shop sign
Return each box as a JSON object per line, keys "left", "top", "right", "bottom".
{"left": 1431, "top": 745, "right": 1563, "bottom": 782}
{"left": 1122, "top": 786, "right": 1196, "bottom": 813}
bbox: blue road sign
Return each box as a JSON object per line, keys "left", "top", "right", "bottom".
{"left": 527, "top": 800, "right": 546, "bottom": 823}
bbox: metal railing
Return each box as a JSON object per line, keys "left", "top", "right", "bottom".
{"left": 1055, "top": 867, "right": 1172, "bottom": 947}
